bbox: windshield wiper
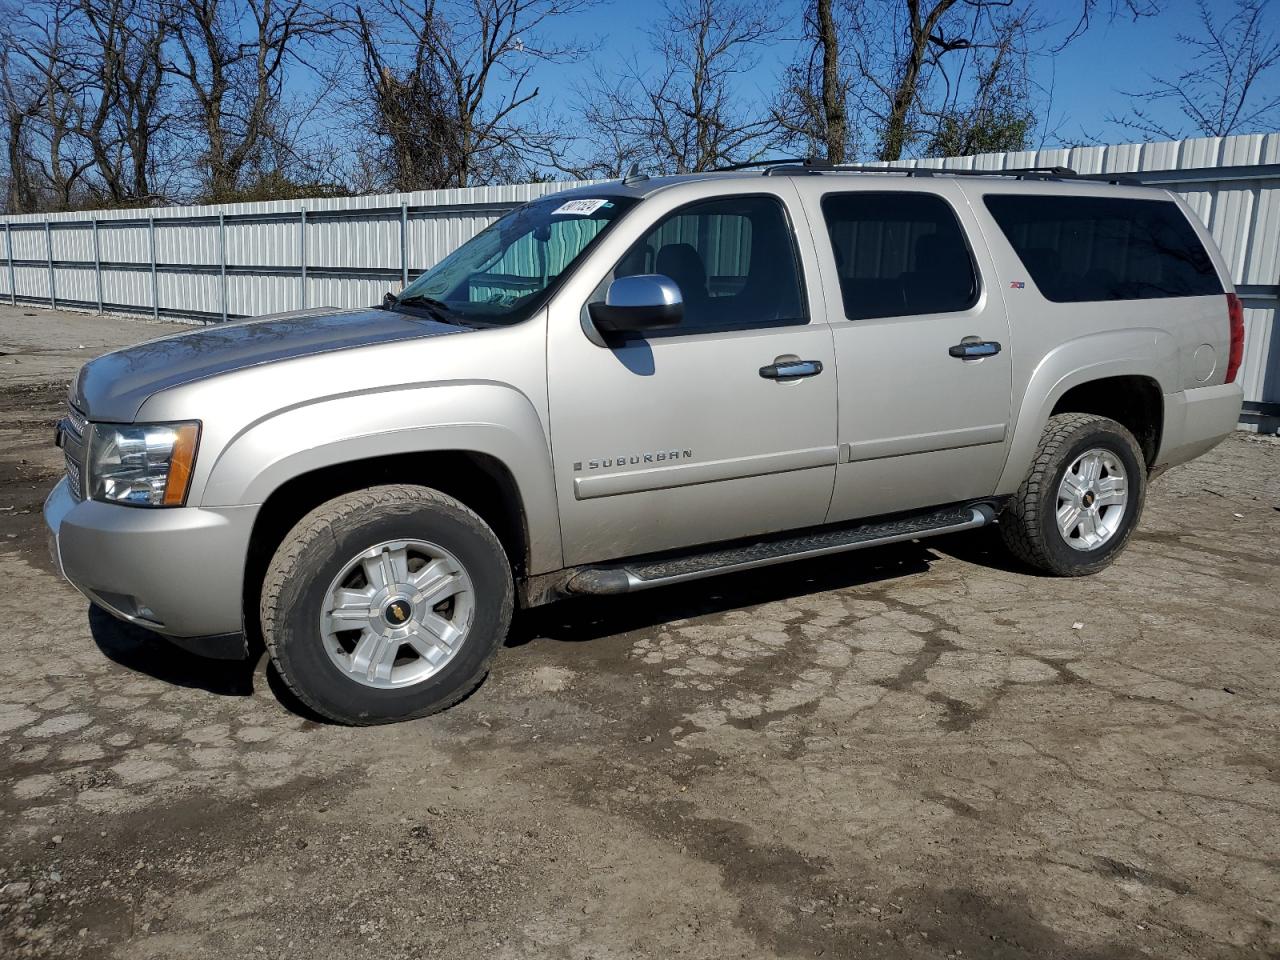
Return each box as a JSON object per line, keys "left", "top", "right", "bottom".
{"left": 384, "top": 291, "right": 464, "bottom": 325}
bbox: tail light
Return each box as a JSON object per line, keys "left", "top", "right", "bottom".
{"left": 1225, "top": 293, "right": 1245, "bottom": 383}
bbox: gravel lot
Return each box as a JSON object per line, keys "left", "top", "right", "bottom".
{"left": 1, "top": 304, "right": 1278, "bottom": 960}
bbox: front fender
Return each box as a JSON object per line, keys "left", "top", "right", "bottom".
{"left": 995, "top": 328, "right": 1173, "bottom": 494}
{"left": 198, "top": 381, "right": 563, "bottom": 572}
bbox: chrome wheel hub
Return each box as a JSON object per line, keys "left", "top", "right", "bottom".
{"left": 320, "top": 539, "right": 474, "bottom": 689}
{"left": 1056, "top": 448, "right": 1128, "bottom": 551}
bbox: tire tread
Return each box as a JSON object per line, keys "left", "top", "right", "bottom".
{"left": 1000, "top": 413, "right": 1143, "bottom": 576}
{"left": 259, "top": 484, "right": 512, "bottom": 725}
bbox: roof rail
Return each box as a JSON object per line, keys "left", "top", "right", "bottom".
{"left": 713, "top": 157, "right": 813, "bottom": 172}
{"left": 1001, "top": 165, "right": 1078, "bottom": 177}
{"left": 713, "top": 157, "right": 1141, "bottom": 185}
{"left": 760, "top": 160, "right": 1100, "bottom": 183}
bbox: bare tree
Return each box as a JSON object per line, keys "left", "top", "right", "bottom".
{"left": 352, "top": 0, "right": 593, "bottom": 190}
{"left": 1, "top": 0, "right": 99, "bottom": 210}
{"left": 573, "top": 0, "right": 784, "bottom": 176}
{"left": 0, "top": 43, "right": 40, "bottom": 211}
{"left": 75, "top": 0, "right": 170, "bottom": 203}
{"left": 779, "top": 0, "right": 1162, "bottom": 164}
{"left": 162, "top": 0, "right": 340, "bottom": 200}
{"left": 776, "top": 0, "right": 852, "bottom": 162}
{"left": 874, "top": 0, "right": 960, "bottom": 161}
{"left": 1111, "top": 0, "right": 1280, "bottom": 139}
{"left": 922, "top": 14, "right": 1036, "bottom": 157}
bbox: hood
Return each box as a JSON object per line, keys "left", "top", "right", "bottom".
{"left": 73, "top": 307, "right": 469, "bottom": 422}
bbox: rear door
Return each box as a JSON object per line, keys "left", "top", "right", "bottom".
{"left": 793, "top": 180, "right": 1014, "bottom": 521}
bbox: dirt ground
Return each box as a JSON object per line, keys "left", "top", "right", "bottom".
{"left": 1, "top": 304, "right": 1277, "bottom": 960}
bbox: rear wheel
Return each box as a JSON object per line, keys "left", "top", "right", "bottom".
{"left": 1000, "top": 413, "right": 1146, "bottom": 576}
{"left": 260, "top": 484, "right": 513, "bottom": 725}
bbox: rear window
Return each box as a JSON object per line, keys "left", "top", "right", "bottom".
{"left": 983, "top": 194, "right": 1222, "bottom": 302}
{"left": 820, "top": 192, "right": 979, "bottom": 319}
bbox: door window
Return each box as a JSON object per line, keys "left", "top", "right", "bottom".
{"left": 820, "top": 192, "right": 979, "bottom": 320}
{"left": 610, "top": 195, "right": 808, "bottom": 334}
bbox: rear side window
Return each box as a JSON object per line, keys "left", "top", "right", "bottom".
{"left": 820, "top": 192, "right": 979, "bottom": 320}
{"left": 983, "top": 194, "right": 1222, "bottom": 302}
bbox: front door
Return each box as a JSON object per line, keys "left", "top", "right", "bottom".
{"left": 546, "top": 184, "right": 838, "bottom": 567}
{"left": 794, "top": 182, "right": 1014, "bottom": 521}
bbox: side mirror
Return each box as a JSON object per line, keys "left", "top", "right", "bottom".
{"left": 588, "top": 274, "right": 683, "bottom": 333}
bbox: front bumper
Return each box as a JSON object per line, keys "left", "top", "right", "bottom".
{"left": 44, "top": 478, "right": 257, "bottom": 652}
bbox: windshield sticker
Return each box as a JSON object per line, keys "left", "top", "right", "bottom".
{"left": 551, "top": 198, "right": 609, "bottom": 216}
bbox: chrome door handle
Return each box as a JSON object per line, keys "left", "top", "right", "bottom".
{"left": 760, "top": 359, "right": 824, "bottom": 379}
{"left": 948, "top": 340, "right": 1002, "bottom": 360}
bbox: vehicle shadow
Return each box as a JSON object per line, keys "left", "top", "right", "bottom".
{"left": 84, "top": 528, "right": 1027, "bottom": 714}
{"left": 925, "top": 523, "right": 1040, "bottom": 576}
{"left": 510, "top": 539, "right": 948, "bottom": 647}
{"left": 88, "top": 605, "right": 330, "bottom": 719}
{"left": 88, "top": 604, "right": 259, "bottom": 697}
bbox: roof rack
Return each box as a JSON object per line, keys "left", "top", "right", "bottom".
{"left": 762, "top": 160, "right": 1085, "bottom": 181}
{"left": 747, "top": 158, "right": 1132, "bottom": 183}
{"left": 710, "top": 157, "right": 1138, "bottom": 185}
{"left": 713, "top": 157, "right": 813, "bottom": 172}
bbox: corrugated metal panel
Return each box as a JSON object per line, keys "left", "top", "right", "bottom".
{"left": 0, "top": 141, "right": 1273, "bottom": 411}
{"left": 1240, "top": 302, "right": 1275, "bottom": 405}
{"left": 1245, "top": 185, "right": 1280, "bottom": 285}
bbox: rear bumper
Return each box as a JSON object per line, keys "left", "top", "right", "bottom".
{"left": 44, "top": 478, "right": 256, "bottom": 650}
{"left": 1157, "top": 382, "right": 1245, "bottom": 469}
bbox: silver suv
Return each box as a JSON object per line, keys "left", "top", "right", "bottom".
{"left": 45, "top": 163, "right": 1245, "bottom": 724}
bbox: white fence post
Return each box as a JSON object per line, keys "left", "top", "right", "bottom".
{"left": 219, "top": 212, "right": 228, "bottom": 323}
{"left": 148, "top": 216, "right": 159, "bottom": 320}
{"left": 400, "top": 202, "right": 408, "bottom": 289}
{"left": 299, "top": 208, "right": 307, "bottom": 310}
{"left": 5, "top": 222, "right": 14, "bottom": 306}
{"left": 92, "top": 219, "right": 103, "bottom": 315}
{"left": 45, "top": 220, "right": 55, "bottom": 309}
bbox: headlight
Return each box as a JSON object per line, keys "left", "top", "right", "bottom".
{"left": 88, "top": 422, "right": 200, "bottom": 507}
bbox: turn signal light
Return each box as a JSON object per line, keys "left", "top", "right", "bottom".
{"left": 162, "top": 423, "right": 201, "bottom": 506}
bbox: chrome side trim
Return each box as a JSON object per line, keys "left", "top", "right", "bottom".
{"left": 620, "top": 505, "right": 994, "bottom": 591}
{"left": 573, "top": 445, "right": 839, "bottom": 500}
{"left": 841, "top": 423, "right": 1007, "bottom": 463}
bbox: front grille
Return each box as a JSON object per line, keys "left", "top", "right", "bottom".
{"left": 62, "top": 402, "right": 87, "bottom": 502}
{"left": 65, "top": 403, "right": 87, "bottom": 437}
{"left": 64, "top": 450, "right": 84, "bottom": 500}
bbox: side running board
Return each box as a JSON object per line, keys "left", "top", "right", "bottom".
{"left": 566, "top": 502, "right": 997, "bottom": 596}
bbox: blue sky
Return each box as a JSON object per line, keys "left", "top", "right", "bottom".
{"left": 522, "top": 0, "right": 1252, "bottom": 155}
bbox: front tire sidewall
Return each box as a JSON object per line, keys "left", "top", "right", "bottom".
{"left": 1038, "top": 425, "right": 1145, "bottom": 575}
{"left": 271, "top": 498, "right": 511, "bottom": 724}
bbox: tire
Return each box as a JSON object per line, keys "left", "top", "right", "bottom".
{"left": 999, "top": 413, "right": 1146, "bottom": 577}
{"left": 260, "top": 484, "right": 513, "bottom": 725}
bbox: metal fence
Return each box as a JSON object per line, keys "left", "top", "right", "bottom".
{"left": 1, "top": 133, "right": 1277, "bottom": 424}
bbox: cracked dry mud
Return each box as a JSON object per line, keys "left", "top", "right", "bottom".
{"left": 1, "top": 305, "right": 1278, "bottom": 959}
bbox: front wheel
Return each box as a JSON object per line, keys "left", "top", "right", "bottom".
{"left": 260, "top": 485, "right": 513, "bottom": 725}
{"left": 1000, "top": 413, "right": 1146, "bottom": 576}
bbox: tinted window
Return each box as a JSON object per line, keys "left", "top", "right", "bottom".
{"left": 983, "top": 194, "right": 1222, "bottom": 302}
{"left": 612, "top": 195, "right": 807, "bottom": 333}
{"left": 820, "top": 192, "right": 978, "bottom": 319}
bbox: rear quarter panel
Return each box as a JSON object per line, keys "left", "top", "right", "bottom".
{"left": 956, "top": 180, "right": 1231, "bottom": 492}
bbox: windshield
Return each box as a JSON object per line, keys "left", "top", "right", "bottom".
{"left": 392, "top": 195, "right": 638, "bottom": 325}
